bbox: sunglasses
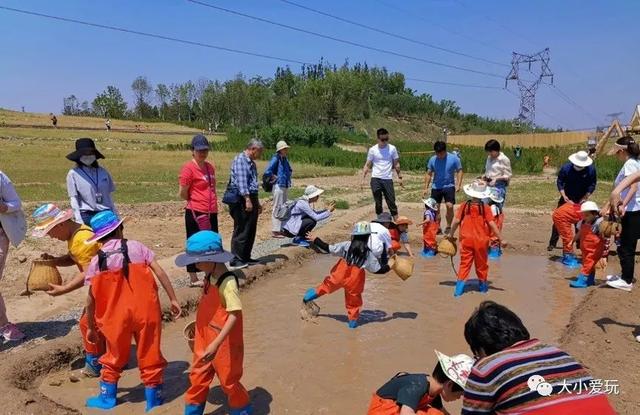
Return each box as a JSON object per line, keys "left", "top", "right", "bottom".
{"left": 379, "top": 138, "right": 389, "bottom": 142}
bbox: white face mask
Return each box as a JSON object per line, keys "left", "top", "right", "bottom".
{"left": 80, "top": 155, "right": 97, "bottom": 166}
{"left": 573, "top": 165, "right": 585, "bottom": 171}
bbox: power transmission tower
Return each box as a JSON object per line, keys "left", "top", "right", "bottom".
{"left": 505, "top": 48, "right": 553, "bottom": 127}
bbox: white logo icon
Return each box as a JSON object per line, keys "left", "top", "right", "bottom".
{"left": 528, "top": 375, "right": 553, "bottom": 397}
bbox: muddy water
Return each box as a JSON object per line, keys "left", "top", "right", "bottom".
{"left": 40, "top": 253, "right": 583, "bottom": 414}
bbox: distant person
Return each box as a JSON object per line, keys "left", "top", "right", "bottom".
{"left": 513, "top": 144, "right": 523, "bottom": 160}
{"left": 424, "top": 141, "right": 463, "bottom": 235}
{"left": 66, "top": 138, "right": 117, "bottom": 225}
{"left": 543, "top": 154, "right": 550, "bottom": 169}
{"left": 105, "top": 118, "right": 111, "bottom": 131}
{"left": 482, "top": 139, "right": 512, "bottom": 202}
{"left": 281, "top": 185, "right": 334, "bottom": 247}
{"left": 264, "top": 140, "right": 293, "bottom": 238}
{"left": 362, "top": 128, "right": 402, "bottom": 219}
{"left": 223, "top": 139, "right": 264, "bottom": 270}
{"left": 179, "top": 134, "right": 218, "bottom": 287}
{"left": 462, "top": 301, "right": 616, "bottom": 414}
{"left": 0, "top": 170, "right": 26, "bottom": 342}
{"left": 50, "top": 113, "right": 58, "bottom": 128}
{"left": 452, "top": 147, "right": 461, "bottom": 159}
{"left": 547, "top": 151, "right": 596, "bottom": 252}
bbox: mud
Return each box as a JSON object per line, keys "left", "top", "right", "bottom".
{"left": 37, "top": 206, "right": 587, "bottom": 414}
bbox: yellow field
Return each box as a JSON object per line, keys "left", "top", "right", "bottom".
{"left": 448, "top": 130, "right": 594, "bottom": 148}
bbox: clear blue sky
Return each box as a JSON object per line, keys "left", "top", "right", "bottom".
{"left": 0, "top": 0, "right": 637, "bottom": 130}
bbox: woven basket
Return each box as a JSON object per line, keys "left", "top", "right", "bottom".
{"left": 389, "top": 255, "right": 414, "bottom": 281}
{"left": 437, "top": 237, "right": 458, "bottom": 257}
{"left": 26, "top": 259, "right": 62, "bottom": 293}
{"left": 183, "top": 321, "right": 196, "bottom": 352}
{"left": 600, "top": 220, "right": 621, "bottom": 238}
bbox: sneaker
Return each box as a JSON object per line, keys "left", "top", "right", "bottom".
{"left": 606, "top": 275, "right": 620, "bottom": 282}
{"left": 228, "top": 260, "right": 248, "bottom": 270}
{"left": 636, "top": 335, "right": 640, "bottom": 343}
{"left": 606, "top": 278, "right": 633, "bottom": 292}
{"left": 547, "top": 245, "right": 555, "bottom": 252}
{"left": 1, "top": 323, "right": 25, "bottom": 342}
{"left": 246, "top": 258, "right": 261, "bottom": 265}
{"left": 292, "top": 237, "right": 310, "bottom": 247}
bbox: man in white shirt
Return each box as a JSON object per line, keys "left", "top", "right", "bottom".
{"left": 362, "top": 128, "right": 402, "bottom": 219}
{"left": 483, "top": 139, "right": 512, "bottom": 203}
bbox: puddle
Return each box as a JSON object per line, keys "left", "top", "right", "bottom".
{"left": 40, "top": 253, "right": 584, "bottom": 414}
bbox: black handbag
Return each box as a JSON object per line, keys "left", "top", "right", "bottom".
{"left": 222, "top": 177, "right": 240, "bottom": 205}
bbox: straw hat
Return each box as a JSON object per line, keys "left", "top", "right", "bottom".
{"left": 437, "top": 237, "right": 458, "bottom": 257}
{"left": 85, "top": 210, "right": 126, "bottom": 244}
{"left": 568, "top": 151, "right": 593, "bottom": 167}
{"left": 423, "top": 198, "right": 438, "bottom": 211}
{"left": 25, "top": 259, "right": 62, "bottom": 293}
{"left": 600, "top": 219, "right": 621, "bottom": 238}
{"left": 276, "top": 140, "right": 290, "bottom": 152}
{"left": 183, "top": 321, "right": 196, "bottom": 352}
{"left": 580, "top": 201, "right": 599, "bottom": 212}
{"left": 394, "top": 216, "right": 414, "bottom": 226}
{"left": 388, "top": 255, "right": 414, "bottom": 281}
{"left": 302, "top": 185, "right": 324, "bottom": 200}
{"left": 463, "top": 180, "right": 490, "bottom": 199}
{"left": 434, "top": 350, "right": 475, "bottom": 388}
{"left": 32, "top": 203, "right": 74, "bottom": 238}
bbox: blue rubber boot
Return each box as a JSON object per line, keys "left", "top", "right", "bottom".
{"left": 184, "top": 403, "right": 205, "bottom": 415}
{"left": 348, "top": 320, "right": 358, "bottom": 329}
{"left": 569, "top": 273, "right": 589, "bottom": 288}
{"left": 86, "top": 381, "right": 117, "bottom": 410}
{"left": 303, "top": 288, "right": 318, "bottom": 303}
{"left": 83, "top": 353, "right": 102, "bottom": 378}
{"left": 421, "top": 247, "right": 436, "bottom": 258}
{"left": 488, "top": 246, "right": 502, "bottom": 260}
{"left": 561, "top": 253, "right": 580, "bottom": 269}
{"left": 292, "top": 237, "right": 310, "bottom": 247}
{"left": 587, "top": 273, "right": 595, "bottom": 286}
{"left": 230, "top": 404, "right": 254, "bottom": 415}
{"left": 144, "top": 385, "right": 163, "bottom": 412}
{"left": 478, "top": 281, "right": 489, "bottom": 293}
{"left": 454, "top": 280, "right": 465, "bottom": 297}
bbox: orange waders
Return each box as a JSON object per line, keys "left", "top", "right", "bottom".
{"left": 389, "top": 228, "right": 402, "bottom": 252}
{"left": 490, "top": 210, "right": 504, "bottom": 249}
{"left": 79, "top": 309, "right": 105, "bottom": 355}
{"left": 423, "top": 221, "right": 438, "bottom": 250}
{"left": 91, "top": 262, "right": 166, "bottom": 386}
{"left": 185, "top": 272, "right": 250, "bottom": 411}
{"left": 367, "top": 393, "right": 444, "bottom": 415}
{"left": 316, "top": 258, "right": 366, "bottom": 321}
{"left": 456, "top": 202, "right": 493, "bottom": 282}
{"left": 552, "top": 202, "right": 582, "bottom": 254}
{"left": 579, "top": 222, "right": 605, "bottom": 275}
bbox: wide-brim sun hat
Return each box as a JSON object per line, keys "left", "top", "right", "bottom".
{"left": 66, "top": 138, "right": 105, "bottom": 162}
{"left": 580, "top": 200, "right": 599, "bottom": 212}
{"left": 175, "top": 230, "right": 235, "bottom": 267}
{"left": 303, "top": 185, "right": 324, "bottom": 200}
{"left": 434, "top": 350, "right": 474, "bottom": 389}
{"left": 463, "top": 180, "right": 491, "bottom": 199}
{"left": 351, "top": 221, "right": 372, "bottom": 236}
{"left": 276, "top": 140, "right": 290, "bottom": 152}
{"left": 394, "top": 216, "right": 414, "bottom": 226}
{"left": 372, "top": 212, "right": 394, "bottom": 224}
{"left": 568, "top": 151, "right": 593, "bottom": 167}
{"left": 85, "top": 210, "right": 126, "bottom": 244}
{"left": 31, "top": 203, "right": 74, "bottom": 238}
{"left": 487, "top": 187, "right": 504, "bottom": 204}
{"left": 423, "top": 198, "right": 438, "bottom": 211}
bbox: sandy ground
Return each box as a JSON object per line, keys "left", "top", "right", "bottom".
{"left": 0, "top": 181, "right": 637, "bottom": 414}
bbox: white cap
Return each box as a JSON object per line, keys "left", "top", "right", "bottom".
{"left": 276, "top": 141, "right": 290, "bottom": 152}
{"left": 568, "top": 151, "right": 593, "bottom": 168}
{"left": 580, "top": 201, "right": 599, "bottom": 212}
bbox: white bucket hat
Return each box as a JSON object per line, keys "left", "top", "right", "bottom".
{"left": 568, "top": 151, "right": 593, "bottom": 167}
{"left": 463, "top": 180, "right": 490, "bottom": 199}
{"left": 303, "top": 185, "right": 324, "bottom": 200}
{"left": 423, "top": 198, "right": 438, "bottom": 211}
{"left": 276, "top": 140, "right": 290, "bottom": 152}
{"left": 580, "top": 201, "right": 599, "bottom": 213}
{"left": 434, "top": 350, "right": 475, "bottom": 389}
{"left": 487, "top": 187, "right": 504, "bottom": 203}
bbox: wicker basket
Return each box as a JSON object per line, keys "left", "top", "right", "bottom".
{"left": 26, "top": 259, "right": 62, "bottom": 293}
{"left": 388, "top": 255, "right": 414, "bottom": 281}
{"left": 437, "top": 237, "right": 458, "bottom": 257}
{"left": 600, "top": 220, "right": 621, "bottom": 238}
{"left": 183, "top": 321, "right": 196, "bottom": 352}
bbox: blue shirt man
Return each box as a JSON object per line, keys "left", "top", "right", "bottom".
{"left": 424, "top": 141, "right": 464, "bottom": 233}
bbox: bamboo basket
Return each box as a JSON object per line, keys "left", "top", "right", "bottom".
{"left": 25, "top": 259, "right": 62, "bottom": 293}
{"left": 388, "top": 255, "right": 414, "bottom": 281}
{"left": 437, "top": 237, "right": 458, "bottom": 257}
{"left": 183, "top": 321, "right": 196, "bottom": 352}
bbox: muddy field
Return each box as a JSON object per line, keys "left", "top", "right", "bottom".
{"left": 0, "top": 195, "right": 638, "bottom": 414}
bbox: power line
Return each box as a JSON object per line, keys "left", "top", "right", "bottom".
{"left": 278, "top": 0, "right": 508, "bottom": 67}
{"left": 0, "top": 5, "right": 310, "bottom": 66}
{"left": 406, "top": 78, "right": 504, "bottom": 89}
{"left": 186, "top": 0, "right": 504, "bottom": 79}
{"left": 547, "top": 84, "right": 601, "bottom": 125}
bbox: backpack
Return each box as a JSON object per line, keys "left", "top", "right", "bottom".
{"left": 261, "top": 156, "right": 281, "bottom": 192}
{"left": 274, "top": 199, "right": 298, "bottom": 222}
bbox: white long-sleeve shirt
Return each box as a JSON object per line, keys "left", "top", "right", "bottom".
{"left": 0, "top": 171, "right": 26, "bottom": 246}
{"left": 484, "top": 152, "right": 513, "bottom": 182}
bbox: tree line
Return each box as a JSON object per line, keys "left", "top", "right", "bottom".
{"left": 62, "top": 60, "right": 553, "bottom": 134}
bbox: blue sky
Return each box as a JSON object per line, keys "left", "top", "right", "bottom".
{"left": 0, "top": 0, "right": 637, "bottom": 130}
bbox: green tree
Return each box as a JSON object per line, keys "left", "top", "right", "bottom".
{"left": 131, "top": 76, "right": 154, "bottom": 118}
{"left": 92, "top": 86, "right": 127, "bottom": 118}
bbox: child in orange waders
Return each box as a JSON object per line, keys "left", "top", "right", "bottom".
{"left": 175, "top": 231, "right": 253, "bottom": 415}
{"left": 552, "top": 200, "right": 583, "bottom": 268}
{"left": 303, "top": 222, "right": 392, "bottom": 329}
{"left": 418, "top": 198, "right": 439, "bottom": 257}
{"left": 84, "top": 211, "right": 182, "bottom": 412}
{"left": 31, "top": 203, "right": 104, "bottom": 377}
{"left": 367, "top": 350, "right": 474, "bottom": 415}
{"left": 569, "top": 201, "right": 610, "bottom": 288}
{"left": 448, "top": 181, "right": 504, "bottom": 297}
{"left": 393, "top": 216, "right": 415, "bottom": 257}
{"left": 487, "top": 188, "right": 505, "bottom": 260}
